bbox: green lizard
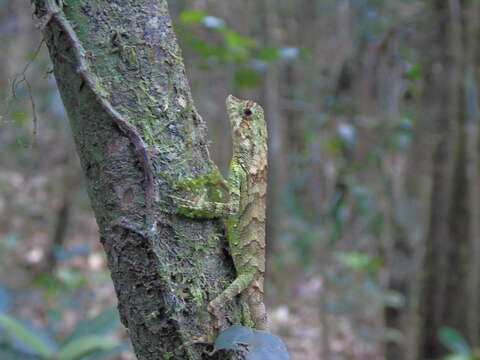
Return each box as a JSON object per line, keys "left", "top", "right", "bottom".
{"left": 172, "top": 95, "right": 268, "bottom": 330}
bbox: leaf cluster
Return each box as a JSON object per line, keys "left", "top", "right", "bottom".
{"left": 0, "top": 297, "right": 130, "bottom": 360}
{"left": 177, "top": 10, "right": 301, "bottom": 88}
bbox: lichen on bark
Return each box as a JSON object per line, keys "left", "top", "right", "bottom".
{"left": 33, "top": 0, "right": 241, "bottom": 359}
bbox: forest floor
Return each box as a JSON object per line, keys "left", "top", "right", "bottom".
{"left": 270, "top": 274, "right": 383, "bottom": 360}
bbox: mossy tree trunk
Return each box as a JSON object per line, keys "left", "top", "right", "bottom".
{"left": 33, "top": 1, "right": 242, "bottom": 359}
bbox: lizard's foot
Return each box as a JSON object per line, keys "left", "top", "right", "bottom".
{"left": 178, "top": 336, "right": 211, "bottom": 349}
{"left": 208, "top": 302, "right": 229, "bottom": 330}
{"left": 207, "top": 302, "right": 220, "bottom": 329}
{"left": 177, "top": 336, "right": 218, "bottom": 357}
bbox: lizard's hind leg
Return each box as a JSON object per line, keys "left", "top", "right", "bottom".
{"left": 208, "top": 272, "right": 254, "bottom": 329}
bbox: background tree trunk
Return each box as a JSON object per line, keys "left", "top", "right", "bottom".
{"left": 33, "top": 1, "right": 242, "bottom": 359}
{"left": 417, "top": 0, "right": 480, "bottom": 358}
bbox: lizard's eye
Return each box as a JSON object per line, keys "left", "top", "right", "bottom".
{"left": 243, "top": 108, "right": 253, "bottom": 117}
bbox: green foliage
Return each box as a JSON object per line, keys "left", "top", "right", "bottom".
{"left": 440, "top": 328, "right": 470, "bottom": 355}
{"left": 258, "top": 47, "right": 279, "bottom": 62}
{"left": 178, "top": 10, "right": 257, "bottom": 63}
{"left": 403, "top": 62, "right": 423, "bottom": 80}
{"left": 62, "top": 307, "right": 120, "bottom": 346}
{"left": 179, "top": 10, "right": 206, "bottom": 24}
{"left": 438, "top": 328, "right": 480, "bottom": 360}
{"left": 10, "top": 109, "right": 28, "bottom": 126}
{"left": 234, "top": 69, "right": 262, "bottom": 88}
{"left": 0, "top": 314, "right": 55, "bottom": 358}
{"left": 336, "top": 251, "right": 382, "bottom": 273}
{"left": 56, "top": 336, "right": 119, "bottom": 360}
{"left": 0, "top": 308, "right": 128, "bottom": 360}
{"left": 33, "top": 268, "right": 88, "bottom": 299}
{"left": 177, "top": 9, "right": 299, "bottom": 88}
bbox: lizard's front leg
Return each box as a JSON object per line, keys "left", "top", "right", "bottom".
{"left": 170, "top": 195, "right": 238, "bottom": 218}
{"left": 170, "top": 159, "right": 243, "bottom": 219}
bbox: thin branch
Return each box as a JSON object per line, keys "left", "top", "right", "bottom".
{"left": 6, "top": 39, "right": 44, "bottom": 141}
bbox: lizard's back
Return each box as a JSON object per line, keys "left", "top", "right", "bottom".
{"left": 226, "top": 96, "right": 268, "bottom": 329}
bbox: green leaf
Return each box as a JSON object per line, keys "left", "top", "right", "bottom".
{"left": 442, "top": 355, "right": 473, "bottom": 360}
{"left": 222, "top": 29, "right": 256, "bottom": 49}
{"left": 404, "top": 62, "right": 423, "bottom": 80}
{"left": 439, "top": 328, "right": 470, "bottom": 354}
{"left": 190, "top": 39, "right": 222, "bottom": 58}
{"left": 0, "top": 343, "right": 37, "bottom": 360}
{"left": 11, "top": 110, "right": 28, "bottom": 125}
{"left": 57, "top": 336, "right": 120, "bottom": 360}
{"left": 179, "top": 10, "right": 206, "bottom": 24}
{"left": 324, "top": 137, "right": 344, "bottom": 154}
{"left": 80, "top": 343, "right": 131, "bottom": 359}
{"left": 63, "top": 307, "right": 120, "bottom": 345}
{"left": 336, "top": 251, "right": 379, "bottom": 272}
{"left": 57, "top": 268, "right": 87, "bottom": 290}
{"left": 234, "top": 69, "right": 262, "bottom": 88}
{"left": 32, "top": 272, "right": 66, "bottom": 298}
{"left": 0, "top": 314, "right": 54, "bottom": 358}
{"left": 258, "top": 47, "right": 279, "bottom": 62}
{"left": 219, "top": 28, "right": 257, "bottom": 60}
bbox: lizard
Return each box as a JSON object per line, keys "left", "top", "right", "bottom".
{"left": 171, "top": 95, "right": 268, "bottom": 331}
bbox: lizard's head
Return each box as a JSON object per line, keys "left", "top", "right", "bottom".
{"left": 226, "top": 95, "right": 266, "bottom": 154}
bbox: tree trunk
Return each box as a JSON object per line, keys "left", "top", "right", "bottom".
{"left": 465, "top": 0, "right": 480, "bottom": 348}
{"left": 33, "top": 1, "right": 242, "bottom": 359}
{"left": 418, "top": 0, "right": 478, "bottom": 358}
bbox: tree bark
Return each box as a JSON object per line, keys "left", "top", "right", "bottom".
{"left": 418, "top": 0, "right": 475, "bottom": 358}
{"left": 33, "top": 1, "right": 242, "bottom": 359}
{"left": 465, "top": 0, "right": 480, "bottom": 347}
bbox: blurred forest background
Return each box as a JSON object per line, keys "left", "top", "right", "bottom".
{"left": 1, "top": 0, "right": 479, "bottom": 359}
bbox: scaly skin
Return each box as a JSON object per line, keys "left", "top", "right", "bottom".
{"left": 172, "top": 95, "right": 268, "bottom": 330}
